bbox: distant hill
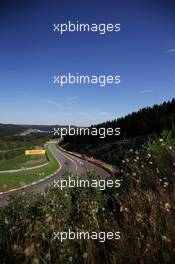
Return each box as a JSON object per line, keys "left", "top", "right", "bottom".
{"left": 21, "top": 125, "right": 55, "bottom": 132}
{"left": 0, "top": 124, "right": 25, "bottom": 137}
{"left": 0, "top": 124, "right": 77, "bottom": 137}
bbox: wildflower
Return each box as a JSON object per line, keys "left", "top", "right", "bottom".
{"left": 120, "top": 206, "right": 123, "bottom": 212}
{"left": 82, "top": 252, "right": 88, "bottom": 259}
{"left": 136, "top": 213, "right": 143, "bottom": 222}
{"left": 164, "top": 203, "right": 171, "bottom": 212}
{"left": 132, "top": 172, "right": 136, "bottom": 176}
{"left": 5, "top": 218, "right": 9, "bottom": 225}
{"left": 163, "top": 182, "right": 169, "bottom": 188}
{"left": 169, "top": 146, "right": 173, "bottom": 150}
{"left": 147, "top": 153, "right": 151, "bottom": 158}
{"left": 162, "top": 235, "right": 171, "bottom": 242}
{"left": 12, "top": 244, "right": 18, "bottom": 251}
{"left": 24, "top": 243, "right": 35, "bottom": 256}
{"left": 33, "top": 258, "right": 40, "bottom": 264}
{"left": 159, "top": 138, "right": 163, "bottom": 142}
{"left": 68, "top": 256, "right": 73, "bottom": 262}
{"left": 156, "top": 168, "right": 160, "bottom": 174}
{"left": 149, "top": 161, "right": 153, "bottom": 165}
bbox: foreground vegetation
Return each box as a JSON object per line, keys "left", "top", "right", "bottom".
{"left": 0, "top": 146, "right": 59, "bottom": 192}
{"left": 0, "top": 131, "right": 174, "bottom": 263}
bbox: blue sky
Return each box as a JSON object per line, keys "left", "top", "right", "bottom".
{"left": 0, "top": 0, "right": 175, "bottom": 126}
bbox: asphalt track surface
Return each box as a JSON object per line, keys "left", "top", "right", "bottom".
{"left": 0, "top": 144, "right": 111, "bottom": 206}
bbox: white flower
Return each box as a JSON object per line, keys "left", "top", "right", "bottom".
{"left": 68, "top": 257, "right": 73, "bottom": 262}
{"left": 162, "top": 236, "right": 171, "bottom": 242}
{"left": 163, "top": 182, "right": 169, "bottom": 188}
{"left": 164, "top": 203, "right": 171, "bottom": 211}
{"left": 120, "top": 206, "right": 123, "bottom": 212}
{"left": 82, "top": 252, "right": 88, "bottom": 259}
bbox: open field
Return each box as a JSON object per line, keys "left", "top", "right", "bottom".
{"left": 0, "top": 146, "right": 59, "bottom": 192}
{"left": 0, "top": 153, "right": 48, "bottom": 171}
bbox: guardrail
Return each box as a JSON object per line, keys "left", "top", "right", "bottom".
{"left": 58, "top": 146, "right": 118, "bottom": 176}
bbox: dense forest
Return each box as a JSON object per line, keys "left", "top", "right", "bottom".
{"left": 0, "top": 124, "right": 25, "bottom": 137}
{"left": 0, "top": 124, "right": 55, "bottom": 137}
{"left": 61, "top": 99, "right": 175, "bottom": 166}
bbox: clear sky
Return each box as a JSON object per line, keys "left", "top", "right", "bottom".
{"left": 0, "top": 0, "right": 175, "bottom": 126}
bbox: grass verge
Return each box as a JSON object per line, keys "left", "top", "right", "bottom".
{"left": 0, "top": 145, "right": 59, "bottom": 192}
{"left": 0, "top": 153, "right": 48, "bottom": 171}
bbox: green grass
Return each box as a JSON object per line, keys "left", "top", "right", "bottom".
{"left": 0, "top": 153, "right": 48, "bottom": 171}
{"left": 0, "top": 145, "right": 59, "bottom": 192}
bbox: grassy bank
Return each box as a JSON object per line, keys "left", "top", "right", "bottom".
{"left": 0, "top": 132, "right": 174, "bottom": 263}
{"left": 0, "top": 153, "right": 48, "bottom": 171}
{"left": 0, "top": 146, "right": 59, "bottom": 192}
